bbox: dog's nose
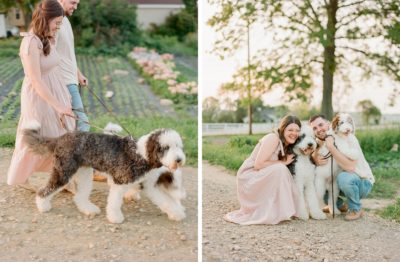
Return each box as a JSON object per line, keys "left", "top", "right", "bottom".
{"left": 308, "top": 142, "right": 313, "bottom": 147}
{"left": 176, "top": 158, "right": 182, "bottom": 163}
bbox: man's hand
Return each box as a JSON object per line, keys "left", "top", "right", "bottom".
{"left": 325, "top": 136, "right": 335, "bottom": 150}
{"left": 312, "top": 154, "right": 328, "bottom": 166}
{"left": 78, "top": 73, "right": 89, "bottom": 87}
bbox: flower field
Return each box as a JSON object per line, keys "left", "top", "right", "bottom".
{"left": 0, "top": 53, "right": 199, "bottom": 122}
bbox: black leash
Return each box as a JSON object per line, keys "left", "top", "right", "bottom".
{"left": 82, "top": 85, "right": 133, "bottom": 138}
{"left": 331, "top": 153, "right": 335, "bottom": 219}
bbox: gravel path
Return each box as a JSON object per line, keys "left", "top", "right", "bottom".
{"left": 202, "top": 162, "right": 400, "bottom": 262}
{"left": 0, "top": 148, "right": 197, "bottom": 262}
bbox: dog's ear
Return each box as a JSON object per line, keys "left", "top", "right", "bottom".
{"left": 347, "top": 115, "right": 355, "bottom": 133}
{"left": 146, "top": 131, "right": 163, "bottom": 168}
{"left": 331, "top": 114, "right": 340, "bottom": 132}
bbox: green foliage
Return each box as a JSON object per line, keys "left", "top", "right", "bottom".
{"left": 203, "top": 138, "right": 248, "bottom": 171}
{"left": 70, "top": 0, "right": 141, "bottom": 54}
{"left": 182, "top": 0, "right": 197, "bottom": 18}
{"left": 149, "top": 10, "right": 196, "bottom": 41}
{"left": 0, "top": 120, "right": 17, "bottom": 148}
{"left": 357, "top": 99, "right": 382, "bottom": 125}
{"left": 358, "top": 128, "right": 400, "bottom": 154}
{"left": 140, "top": 33, "right": 197, "bottom": 56}
{"left": 0, "top": 38, "right": 20, "bottom": 57}
{"left": 379, "top": 198, "right": 400, "bottom": 223}
{"left": 209, "top": 0, "right": 400, "bottom": 119}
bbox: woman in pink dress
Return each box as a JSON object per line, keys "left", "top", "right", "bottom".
{"left": 7, "top": 0, "right": 75, "bottom": 190}
{"left": 224, "top": 115, "right": 301, "bottom": 225}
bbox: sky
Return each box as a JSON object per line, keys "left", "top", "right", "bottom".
{"left": 200, "top": 1, "right": 400, "bottom": 114}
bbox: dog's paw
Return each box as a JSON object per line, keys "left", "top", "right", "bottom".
{"left": 167, "top": 207, "right": 186, "bottom": 221}
{"left": 81, "top": 203, "right": 101, "bottom": 216}
{"left": 123, "top": 191, "right": 141, "bottom": 202}
{"left": 107, "top": 211, "right": 125, "bottom": 224}
{"left": 298, "top": 211, "right": 309, "bottom": 221}
{"left": 311, "top": 211, "right": 327, "bottom": 220}
{"left": 36, "top": 196, "right": 51, "bottom": 213}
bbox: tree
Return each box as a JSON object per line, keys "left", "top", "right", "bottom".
{"left": 202, "top": 97, "right": 220, "bottom": 122}
{"left": 182, "top": 0, "right": 197, "bottom": 19}
{"left": 69, "top": 0, "right": 141, "bottom": 52}
{"left": 209, "top": 0, "right": 400, "bottom": 119}
{"left": 219, "top": 62, "right": 273, "bottom": 133}
{"left": 357, "top": 99, "right": 382, "bottom": 125}
{"left": 208, "top": 1, "right": 264, "bottom": 134}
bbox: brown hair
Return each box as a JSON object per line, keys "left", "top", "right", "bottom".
{"left": 30, "top": 0, "right": 64, "bottom": 56}
{"left": 276, "top": 115, "right": 301, "bottom": 160}
{"left": 309, "top": 114, "right": 326, "bottom": 123}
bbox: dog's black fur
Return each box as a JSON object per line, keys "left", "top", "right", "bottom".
{"left": 23, "top": 129, "right": 163, "bottom": 198}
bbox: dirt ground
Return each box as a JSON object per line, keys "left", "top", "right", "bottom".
{"left": 0, "top": 148, "right": 197, "bottom": 262}
{"left": 202, "top": 162, "right": 400, "bottom": 262}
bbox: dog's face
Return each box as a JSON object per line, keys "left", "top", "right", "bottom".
{"left": 331, "top": 113, "right": 355, "bottom": 136}
{"left": 137, "top": 129, "right": 186, "bottom": 171}
{"left": 293, "top": 125, "right": 316, "bottom": 156}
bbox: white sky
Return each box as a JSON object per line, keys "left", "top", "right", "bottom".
{"left": 200, "top": 1, "right": 400, "bottom": 114}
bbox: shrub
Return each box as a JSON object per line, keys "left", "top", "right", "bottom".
{"left": 149, "top": 10, "right": 196, "bottom": 41}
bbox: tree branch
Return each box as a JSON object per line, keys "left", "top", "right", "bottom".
{"left": 338, "top": 0, "right": 366, "bottom": 9}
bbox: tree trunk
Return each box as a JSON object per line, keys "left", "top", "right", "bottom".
{"left": 321, "top": 0, "right": 338, "bottom": 119}
{"left": 246, "top": 20, "right": 252, "bottom": 135}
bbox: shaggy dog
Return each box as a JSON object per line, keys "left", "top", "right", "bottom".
{"left": 291, "top": 126, "right": 327, "bottom": 220}
{"left": 123, "top": 166, "right": 186, "bottom": 221}
{"left": 314, "top": 113, "right": 359, "bottom": 214}
{"left": 23, "top": 122, "right": 185, "bottom": 223}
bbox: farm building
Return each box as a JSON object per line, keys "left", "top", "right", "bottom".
{"left": 129, "top": 0, "right": 185, "bottom": 29}
{"left": 0, "top": 7, "right": 25, "bottom": 38}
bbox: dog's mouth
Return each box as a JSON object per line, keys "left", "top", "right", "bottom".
{"left": 168, "top": 161, "right": 183, "bottom": 171}
{"left": 300, "top": 147, "right": 314, "bottom": 155}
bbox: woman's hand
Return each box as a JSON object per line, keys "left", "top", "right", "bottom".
{"left": 283, "top": 154, "right": 295, "bottom": 165}
{"left": 56, "top": 105, "right": 74, "bottom": 118}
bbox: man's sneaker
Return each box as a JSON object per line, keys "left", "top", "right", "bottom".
{"left": 344, "top": 210, "right": 363, "bottom": 221}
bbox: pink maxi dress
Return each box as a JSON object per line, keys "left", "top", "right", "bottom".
{"left": 7, "top": 33, "right": 75, "bottom": 185}
{"left": 224, "top": 133, "right": 299, "bottom": 225}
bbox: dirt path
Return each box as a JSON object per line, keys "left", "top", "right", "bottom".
{"left": 0, "top": 148, "right": 197, "bottom": 262}
{"left": 202, "top": 162, "right": 400, "bottom": 262}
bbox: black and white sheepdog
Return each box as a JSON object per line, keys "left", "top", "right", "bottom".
{"left": 314, "top": 113, "right": 359, "bottom": 214}
{"left": 22, "top": 121, "right": 186, "bottom": 223}
{"left": 291, "top": 125, "right": 327, "bottom": 220}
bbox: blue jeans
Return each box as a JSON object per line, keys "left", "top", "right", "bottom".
{"left": 337, "top": 172, "right": 373, "bottom": 212}
{"left": 67, "top": 84, "right": 90, "bottom": 132}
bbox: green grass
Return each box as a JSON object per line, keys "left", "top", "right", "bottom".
{"left": 0, "top": 115, "right": 197, "bottom": 166}
{"left": 0, "top": 37, "right": 20, "bottom": 57}
{"left": 379, "top": 198, "right": 400, "bottom": 223}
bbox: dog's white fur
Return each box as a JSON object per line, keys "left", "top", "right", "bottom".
{"left": 103, "top": 130, "right": 186, "bottom": 223}
{"left": 124, "top": 166, "right": 187, "bottom": 221}
{"left": 35, "top": 128, "right": 186, "bottom": 224}
{"left": 314, "top": 113, "right": 359, "bottom": 214}
{"left": 293, "top": 126, "right": 327, "bottom": 220}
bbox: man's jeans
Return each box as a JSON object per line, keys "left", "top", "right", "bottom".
{"left": 337, "top": 171, "right": 373, "bottom": 212}
{"left": 67, "top": 84, "right": 90, "bottom": 132}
